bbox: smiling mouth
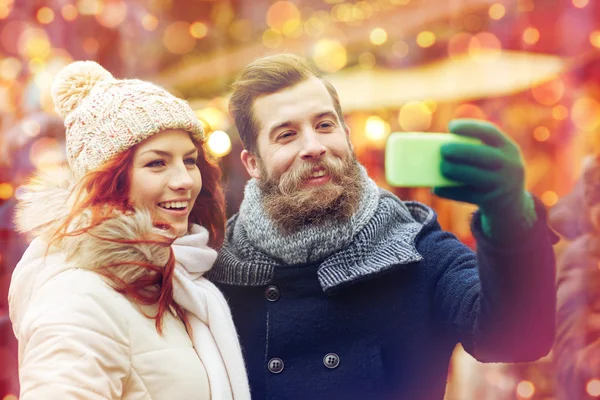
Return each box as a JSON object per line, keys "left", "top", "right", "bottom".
{"left": 157, "top": 201, "right": 189, "bottom": 211}
{"left": 309, "top": 170, "right": 326, "bottom": 178}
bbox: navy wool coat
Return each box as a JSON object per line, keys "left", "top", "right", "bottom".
{"left": 208, "top": 193, "right": 557, "bottom": 400}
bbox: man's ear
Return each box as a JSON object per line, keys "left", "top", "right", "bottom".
{"left": 344, "top": 125, "right": 355, "bottom": 152}
{"left": 241, "top": 149, "right": 261, "bottom": 179}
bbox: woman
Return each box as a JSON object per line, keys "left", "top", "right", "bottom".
{"left": 8, "top": 61, "right": 250, "bottom": 399}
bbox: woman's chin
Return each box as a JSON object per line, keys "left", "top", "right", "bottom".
{"left": 172, "top": 222, "right": 189, "bottom": 237}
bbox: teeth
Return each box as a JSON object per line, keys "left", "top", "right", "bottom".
{"left": 158, "top": 201, "right": 189, "bottom": 209}
{"left": 311, "top": 170, "right": 326, "bottom": 178}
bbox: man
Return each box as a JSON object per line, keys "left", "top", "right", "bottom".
{"left": 207, "top": 53, "right": 558, "bottom": 400}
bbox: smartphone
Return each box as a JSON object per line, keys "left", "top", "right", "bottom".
{"left": 385, "top": 132, "right": 482, "bottom": 187}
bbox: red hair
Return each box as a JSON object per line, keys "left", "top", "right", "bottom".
{"left": 51, "top": 140, "right": 226, "bottom": 334}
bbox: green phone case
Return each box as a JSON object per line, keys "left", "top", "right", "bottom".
{"left": 385, "top": 132, "right": 482, "bottom": 187}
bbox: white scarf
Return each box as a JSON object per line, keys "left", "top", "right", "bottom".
{"left": 172, "top": 224, "right": 250, "bottom": 400}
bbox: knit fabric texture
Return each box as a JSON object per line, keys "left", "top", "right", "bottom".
{"left": 236, "top": 165, "right": 380, "bottom": 265}
{"left": 209, "top": 188, "right": 431, "bottom": 292}
{"left": 50, "top": 60, "right": 204, "bottom": 177}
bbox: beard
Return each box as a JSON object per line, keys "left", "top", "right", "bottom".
{"left": 257, "top": 152, "right": 363, "bottom": 234}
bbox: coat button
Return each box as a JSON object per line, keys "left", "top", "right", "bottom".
{"left": 268, "top": 357, "right": 284, "bottom": 374}
{"left": 323, "top": 353, "right": 340, "bottom": 369}
{"left": 265, "top": 285, "right": 280, "bottom": 302}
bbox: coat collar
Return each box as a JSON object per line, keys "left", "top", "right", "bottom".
{"left": 208, "top": 190, "right": 435, "bottom": 294}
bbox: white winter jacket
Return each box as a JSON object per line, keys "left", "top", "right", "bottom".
{"left": 8, "top": 168, "right": 249, "bottom": 399}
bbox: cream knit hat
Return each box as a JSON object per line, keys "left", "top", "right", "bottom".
{"left": 50, "top": 61, "right": 204, "bottom": 177}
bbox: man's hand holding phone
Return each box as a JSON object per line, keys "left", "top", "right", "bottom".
{"left": 385, "top": 119, "right": 537, "bottom": 239}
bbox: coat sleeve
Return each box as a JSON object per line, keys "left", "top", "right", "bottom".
{"left": 429, "top": 198, "right": 557, "bottom": 363}
{"left": 17, "top": 269, "right": 131, "bottom": 400}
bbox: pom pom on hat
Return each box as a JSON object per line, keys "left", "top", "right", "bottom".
{"left": 51, "top": 60, "right": 113, "bottom": 119}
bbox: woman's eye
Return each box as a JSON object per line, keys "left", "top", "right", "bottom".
{"left": 145, "top": 160, "right": 165, "bottom": 168}
{"left": 184, "top": 157, "right": 197, "bottom": 165}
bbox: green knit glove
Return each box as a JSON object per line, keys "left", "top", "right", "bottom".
{"left": 433, "top": 119, "right": 537, "bottom": 239}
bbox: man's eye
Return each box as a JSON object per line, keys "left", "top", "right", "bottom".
{"left": 278, "top": 131, "right": 295, "bottom": 140}
{"left": 145, "top": 160, "right": 165, "bottom": 168}
{"left": 318, "top": 121, "right": 335, "bottom": 129}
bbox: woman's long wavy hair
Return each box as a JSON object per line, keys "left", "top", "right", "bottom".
{"left": 50, "top": 137, "right": 225, "bottom": 334}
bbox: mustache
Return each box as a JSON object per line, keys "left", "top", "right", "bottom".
{"left": 278, "top": 156, "right": 346, "bottom": 196}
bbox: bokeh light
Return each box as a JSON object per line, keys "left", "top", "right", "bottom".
{"left": 0, "top": 183, "right": 13, "bottom": 201}
{"left": 37, "top": 7, "right": 55, "bottom": 24}
{"left": 304, "top": 15, "right": 327, "bottom": 37}
{"left": 0, "top": 57, "right": 22, "bottom": 80}
{"left": 1, "top": 20, "right": 26, "bottom": 54}
{"left": 392, "top": 40, "right": 409, "bottom": 58}
{"left": 61, "top": 4, "right": 78, "bottom": 21}
{"left": 332, "top": 4, "right": 352, "bottom": 23}
{"left": 448, "top": 32, "right": 472, "bottom": 58}
{"left": 358, "top": 52, "right": 376, "bottom": 69}
{"left": 531, "top": 78, "right": 565, "bottom": 106}
{"left": 82, "top": 37, "right": 99, "bottom": 54}
{"left": 590, "top": 31, "right": 600, "bottom": 48}
{"left": 229, "top": 19, "right": 253, "bottom": 41}
{"left": 267, "top": 1, "right": 301, "bottom": 36}
{"left": 2, "top": 394, "right": 18, "bottom": 400}
{"left": 468, "top": 32, "right": 502, "bottom": 62}
{"left": 519, "top": 0, "right": 535, "bottom": 12}
{"left": 541, "top": 191, "right": 558, "bottom": 207}
{"left": 453, "top": 104, "right": 487, "bottom": 120}
{"left": 523, "top": 27, "right": 540, "bottom": 45}
{"left": 19, "top": 28, "right": 52, "bottom": 60}
{"left": 424, "top": 100, "right": 437, "bottom": 113}
{"left": 96, "top": 1, "right": 127, "bottom": 28}
{"left": 516, "top": 380, "right": 535, "bottom": 398}
{"left": 190, "top": 22, "right": 208, "bottom": 39}
{"left": 571, "top": 97, "right": 600, "bottom": 131}
{"left": 163, "top": 22, "right": 196, "bottom": 54}
{"left": 195, "top": 107, "right": 227, "bottom": 130}
{"left": 365, "top": 116, "right": 390, "bottom": 141}
{"left": 553, "top": 105, "right": 569, "bottom": 120}
{"left": 416, "top": 31, "right": 436, "bottom": 48}
{"left": 355, "top": 1, "right": 373, "bottom": 19}
{"left": 207, "top": 130, "right": 232, "bottom": 157}
{"left": 370, "top": 28, "right": 388, "bottom": 45}
{"left": 489, "top": 4, "right": 506, "bottom": 20}
{"left": 0, "top": 1, "right": 11, "bottom": 19}
{"left": 142, "top": 14, "right": 158, "bottom": 31}
{"left": 586, "top": 379, "right": 600, "bottom": 397}
{"left": 573, "top": 0, "right": 589, "bottom": 8}
{"left": 313, "top": 39, "right": 347, "bottom": 73}
{"left": 21, "top": 120, "right": 41, "bottom": 137}
{"left": 533, "top": 126, "right": 551, "bottom": 142}
{"left": 262, "top": 29, "right": 283, "bottom": 49}
{"left": 77, "top": 0, "right": 103, "bottom": 16}
{"left": 30, "top": 137, "right": 66, "bottom": 169}
{"left": 398, "top": 101, "right": 432, "bottom": 131}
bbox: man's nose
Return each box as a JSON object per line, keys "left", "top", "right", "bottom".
{"left": 299, "top": 130, "right": 327, "bottom": 161}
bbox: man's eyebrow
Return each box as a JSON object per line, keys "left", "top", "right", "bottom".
{"left": 315, "top": 111, "right": 338, "bottom": 121}
{"left": 268, "top": 121, "right": 293, "bottom": 138}
{"left": 139, "top": 148, "right": 198, "bottom": 157}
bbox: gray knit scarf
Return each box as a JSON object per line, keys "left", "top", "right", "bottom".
{"left": 235, "top": 166, "right": 380, "bottom": 265}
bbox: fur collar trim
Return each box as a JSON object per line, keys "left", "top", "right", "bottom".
{"left": 14, "top": 167, "right": 170, "bottom": 284}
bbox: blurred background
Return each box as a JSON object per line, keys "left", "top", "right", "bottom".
{"left": 0, "top": 0, "right": 599, "bottom": 399}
